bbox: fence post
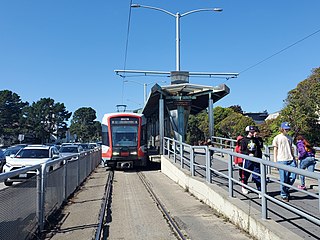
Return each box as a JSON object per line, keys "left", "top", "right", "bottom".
{"left": 206, "top": 146, "right": 211, "bottom": 183}
{"left": 228, "top": 154, "right": 233, "bottom": 197}
{"left": 64, "top": 159, "right": 68, "bottom": 200}
{"left": 261, "top": 162, "right": 267, "bottom": 219}
{"left": 318, "top": 178, "right": 320, "bottom": 213}
{"left": 264, "top": 145, "right": 271, "bottom": 175}
{"left": 190, "top": 146, "right": 194, "bottom": 176}
{"left": 37, "top": 164, "right": 46, "bottom": 232}
{"left": 231, "top": 140, "right": 235, "bottom": 150}
{"left": 173, "top": 141, "right": 176, "bottom": 163}
{"left": 220, "top": 139, "right": 224, "bottom": 158}
{"left": 180, "top": 142, "right": 183, "bottom": 168}
{"left": 78, "top": 154, "right": 81, "bottom": 185}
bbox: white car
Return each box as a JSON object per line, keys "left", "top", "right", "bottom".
{"left": 59, "top": 145, "right": 83, "bottom": 159}
{"left": 2, "top": 145, "right": 60, "bottom": 186}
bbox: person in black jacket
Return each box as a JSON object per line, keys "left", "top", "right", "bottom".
{"left": 240, "top": 126, "right": 262, "bottom": 195}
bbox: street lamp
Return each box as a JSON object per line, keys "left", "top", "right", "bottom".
{"left": 131, "top": 4, "right": 223, "bottom": 72}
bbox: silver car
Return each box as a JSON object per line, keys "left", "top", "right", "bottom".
{"left": 59, "top": 145, "right": 83, "bottom": 159}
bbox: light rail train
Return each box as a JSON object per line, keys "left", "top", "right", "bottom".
{"left": 101, "top": 112, "right": 148, "bottom": 168}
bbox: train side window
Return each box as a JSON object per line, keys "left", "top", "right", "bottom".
{"left": 141, "top": 125, "right": 147, "bottom": 145}
{"left": 102, "top": 124, "right": 109, "bottom": 146}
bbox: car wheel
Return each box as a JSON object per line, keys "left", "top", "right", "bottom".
{"left": 4, "top": 180, "right": 13, "bottom": 186}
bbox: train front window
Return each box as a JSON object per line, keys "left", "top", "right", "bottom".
{"left": 111, "top": 125, "right": 138, "bottom": 147}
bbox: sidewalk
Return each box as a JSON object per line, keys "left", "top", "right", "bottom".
{"left": 44, "top": 166, "right": 108, "bottom": 240}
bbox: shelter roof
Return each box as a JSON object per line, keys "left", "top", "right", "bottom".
{"left": 142, "top": 83, "right": 230, "bottom": 117}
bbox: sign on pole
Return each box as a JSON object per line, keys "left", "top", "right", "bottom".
{"left": 18, "top": 134, "right": 24, "bottom": 143}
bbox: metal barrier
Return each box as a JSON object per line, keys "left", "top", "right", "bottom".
{"left": 163, "top": 137, "right": 320, "bottom": 225}
{"left": 0, "top": 148, "right": 101, "bottom": 240}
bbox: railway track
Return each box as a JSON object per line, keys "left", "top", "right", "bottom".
{"left": 137, "top": 171, "right": 187, "bottom": 240}
{"left": 96, "top": 169, "right": 187, "bottom": 240}
{"left": 95, "top": 170, "right": 114, "bottom": 240}
{"left": 95, "top": 165, "right": 251, "bottom": 240}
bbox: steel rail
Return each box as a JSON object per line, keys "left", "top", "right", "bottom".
{"left": 137, "top": 172, "right": 187, "bottom": 240}
{"left": 95, "top": 170, "right": 114, "bottom": 240}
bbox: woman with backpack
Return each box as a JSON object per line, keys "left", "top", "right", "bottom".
{"left": 296, "top": 135, "right": 316, "bottom": 190}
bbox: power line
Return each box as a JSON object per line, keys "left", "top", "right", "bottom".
{"left": 239, "top": 28, "right": 320, "bottom": 75}
{"left": 121, "top": 0, "right": 133, "bottom": 105}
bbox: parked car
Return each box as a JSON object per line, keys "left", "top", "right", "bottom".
{"left": 59, "top": 145, "right": 83, "bottom": 159}
{"left": 89, "top": 143, "right": 99, "bottom": 149}
{"left": 4, "top": 144, "right": 27, "bottom": 159}
{"left": 2, "top": 145, "right": 60, "bottom": 186}
{"left": 0, "top": 149, "right": 5, "bottom": 172}
{"left": 79, "top": 143, "right": 90, "bottom": 151}
{"left": 2, "top": 144, "right": 28, "bottom": 172}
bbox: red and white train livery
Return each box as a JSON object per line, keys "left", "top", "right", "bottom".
{"left": 101, "top": 112, "right": 148, "bottom": 168}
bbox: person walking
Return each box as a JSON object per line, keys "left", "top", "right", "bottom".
{"left": 296, "top": 135, "right": 316, "bottom": 190}
{"left": 240, "top": 126, "right": 262, "bottom": 195}
{"left": 254, "top": 126, "right": 263, "bottom": 158}
{"left": 234, "top": 135, "right": 245, "bottom": 188}
{"left": 272, "top": 122, "right": 296, "bottom": 202}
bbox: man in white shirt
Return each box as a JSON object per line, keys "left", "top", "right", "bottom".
{"left": 272, "top": 122, "right": 296, "bottom": 202}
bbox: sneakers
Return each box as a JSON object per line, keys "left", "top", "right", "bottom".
{"left": 242, "top": 187, "right": 249, "bottom": 195}
{"left": 281, "top": 196, "right": 289, "bottom": 202}
{"left": 298, "top": 185, "right": 307, "bottom": 190}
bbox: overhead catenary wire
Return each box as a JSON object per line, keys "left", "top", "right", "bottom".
{"left": 121, "top": 0, "right": 133, "bottom": 105}
{"left": 239, "top": 27, "right": 320, "bottom": 75}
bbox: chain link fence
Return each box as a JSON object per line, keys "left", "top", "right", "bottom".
{"left": 0, "top": 148, "right": 101, "bottom": 240}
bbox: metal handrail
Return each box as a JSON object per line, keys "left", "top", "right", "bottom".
{"left": 163, "top": 137, "right": 320, "bottom": 225}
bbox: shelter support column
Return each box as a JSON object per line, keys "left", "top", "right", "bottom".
{"left": 159, "top": 96, "right": 164, "bottom": 154}
{"left": 177, "top": 105, "right": 185, "bottom": 142}
{"left": 208, "top": 93, "right": 214, "bottom": 139}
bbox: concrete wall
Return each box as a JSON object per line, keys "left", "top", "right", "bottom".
{"left": 161, "top": 155, "right": 302, "bottom": 240}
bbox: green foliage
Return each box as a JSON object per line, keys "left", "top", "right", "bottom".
{"left": 228, "top": 105, "right": 243, "bottom": 114}
{"left": 196, "top": 110, "right": 209, "bottom": 139}
{"left": 0, "top": 90, "right": 28, "bottom": 145}
{"left": 186, "top": 114, "right": 205, "bottom": 144}
{"left": 23, "top": 98, "right": 71, "bottom": 144}
{"left": 281, "top": 67, "right": 320, "bottom": 144}
{"left": 70, "top": 107, "right": 98, "bottom": 142}
{"left": 258, "top": 118, "right": 281, "bottom": 145}
{"left": 216, "top": 113, "right": 254, "bottom": 139}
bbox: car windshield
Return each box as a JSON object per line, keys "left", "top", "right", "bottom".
{"left": 16, "top": 149, "right": 49, "bottom": 158}
{"left": 80, "top": 144, "right": 89, "bottom": 150}
{"left": 60, "top": 147, "right": 79, "bottom": 153}
{"left": 4, "top": 148, "right": 22, "bottom": 156}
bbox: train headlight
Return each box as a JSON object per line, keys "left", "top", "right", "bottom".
{"left": 113, "top": 151, "right": 120, "bottom": 156}
{"left": 130, "top": 151, "right": 137, "bottom": 155}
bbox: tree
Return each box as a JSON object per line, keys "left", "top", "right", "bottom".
{"left": 23, "top": 98, "right": 71, "bottom": 144}
{"left": 186, "top": 114, "right": 205, "bottom": 145}
{"left": 0, "top": 90, "right": 28, "bottom": 145}
{"left": 70, "top": 107, "right": 97, "bottom": 142}
{"left": 281, "top": 67, "right": 320, "bottom": 144}
{"left": 229, "top": 105, "right": 243, "bottom": 114}
{"left": 213, "top": 106, "right": 237, "bottom": 137}
{"left": 217, "top": 112, "right": 254, "bottom": 139}
{"left": 92, "top": 120, "right": 102, "bottom": 141}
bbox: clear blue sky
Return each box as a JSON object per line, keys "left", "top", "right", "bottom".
{"left": 1, "top": 0, "right": 319, "bottom": 123}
